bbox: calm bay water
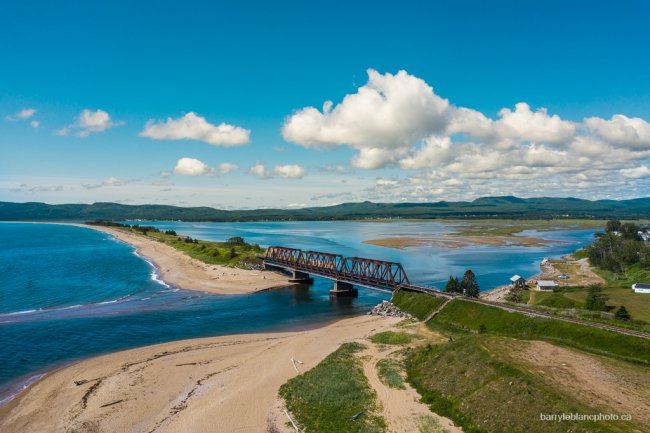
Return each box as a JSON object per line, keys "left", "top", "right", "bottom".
{"left": 0, "top": 221, "right": 598, "bottom": 403}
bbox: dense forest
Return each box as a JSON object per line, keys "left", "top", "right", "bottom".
{"left": 586, "top": 220, "right": 650, "bottom": 273}
{"left": 3, "top": 196, "right": 650, "bottom": 221}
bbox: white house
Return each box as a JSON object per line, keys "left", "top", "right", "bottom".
{"left": 510, "top": 275, "right": 526, "bottom": 288}
{"left": 632, "top": 283, "right": 650, "bottom": 294}
{"left": 536, "top": 280, "right": 558, "bottom": 291}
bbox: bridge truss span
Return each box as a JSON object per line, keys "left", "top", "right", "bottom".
{"left": 264, "top": 246, "right": 410, "bottom": 291}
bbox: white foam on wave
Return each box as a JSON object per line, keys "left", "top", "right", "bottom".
{"left": 3, "top": 308, "right": 41, "bottom": 316}
{"left": 0, "top": 294, "right": 134, "bottom": 322}
{"left": 132, "top": 250, "right": 171, "bottom": 288}
{"left": 0, "top": 373, "right": 46, "bottom": 407}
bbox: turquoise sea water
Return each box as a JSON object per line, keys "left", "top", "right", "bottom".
{"left": 0, "top": 221, "right": 599, "bottom": 404}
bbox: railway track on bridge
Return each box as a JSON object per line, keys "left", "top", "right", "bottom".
{"left": 264, "top": 246, "right": 650, "bottom": 340}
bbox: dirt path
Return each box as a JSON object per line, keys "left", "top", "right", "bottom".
{"left": 360, "top": 345, "right": 461, "bottom": 433}
{"left": 508, "top": 340, "right": 650, "bottom": 426}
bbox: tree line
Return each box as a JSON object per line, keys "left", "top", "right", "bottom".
{"left": 444, "top": 269, "right": 480, "bottom": 297}
{"left": 586, "top": 219, "right": 650, "bottom": 274}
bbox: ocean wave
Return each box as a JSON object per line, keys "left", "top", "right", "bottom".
{"left": 0, "top": 373, "right": 45, "bottom": 407}
{"left": 132, "top": 250, "right": 171, "bottom": 288}
{"left": 0, "top": 294, "right": 134, "bottom": 321}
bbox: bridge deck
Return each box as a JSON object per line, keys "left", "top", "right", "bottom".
{"left": 265, "top": 246, "right": 410, "bottom": 291}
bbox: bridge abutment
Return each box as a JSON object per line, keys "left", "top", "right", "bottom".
{"left": 289, "top": 270, "right": 314, "bottom": 284}
{"left": 330, "top": 281, "right": 358, "bottom": 297}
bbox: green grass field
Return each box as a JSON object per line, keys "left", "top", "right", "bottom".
{"left": 430, "top": 299, "right": 650, "bottom": 365}
{"left": 528, "top": 291, "right": 581, "bottom": 308}
{"left": 279, "top": 342, "right": 385, "bottom": 433}
{"left": 524, "top": 264, "right": 650, "bottom": 324}
{"left": 391, "top": 290, "right": 445, "bottom": 320}
{"left": 368, "top": 331, "right": 413, "bottom": 345}
{"left": 593, "top": 264, "right": 650, "bottom": 322}
{"left": 405, "top": 336, "right": 638, "bottom": 433}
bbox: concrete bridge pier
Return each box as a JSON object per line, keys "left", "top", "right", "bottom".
{"left": 330, "top": 281, "right": 358, "bottom": 297}
{"left": 289, "top": 270, "right": 314, "bottom": 284}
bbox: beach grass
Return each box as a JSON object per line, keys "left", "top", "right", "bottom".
{"left": 530, "top": 291, "right": 581, "bottom": 308}
{"left": 429, "top": 299, "right": 650, "bottom": 365}
{"left": 375, "top": 358, "right": 405, "bottom": 389}
{"left": 392, "top": 290, "right": 445, "bottom": 320}
{"left": 279, "top": 342, "right": 386, "bottom": 433}
{"left": 369, "top": 331, "right": 413, "bottom": 345}
{"left": 415, "top": 415, "right": 447, "bottom": 433}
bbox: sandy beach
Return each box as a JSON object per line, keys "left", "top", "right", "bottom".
{"left": 69, "top": 224, "right": 292, "bottom": 295}
{"left": 0, "top": 315, "right": 399, "bottom": 433}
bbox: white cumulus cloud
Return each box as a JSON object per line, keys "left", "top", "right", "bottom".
{"left": 218, "top": 162, "right": 239, "bottom": 174}
{"left": 5, "top": 108, "right": 37, "bottom": 121}
{"left": 57, "top": 109, "right": 120, "bottom": 137}
{"left": 492, "top": 103, "right": 576, "bottom": 145}
{"left": 174, "top": 157, "right": 212, "bottom": 176}
{"left": 248, "top": 162, "right": 272, "bottom": 179}
{"left": 620, "top": 166, "right": 650, "bottom": 179}
{"left": 282, "top": 69, "right": 450, "bottom": 153}
{"left": 274, "top": 164, "right": 307, "bottom": 179}
{"left": 140, "top": 112, "right": 250, "bottom": 147}
{"left": 584, "top": 115, "right": 650, "bottom": 150}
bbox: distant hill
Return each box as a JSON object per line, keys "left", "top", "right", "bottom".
{"left": 1, "top": 196, "right": 650, "bottom": 221}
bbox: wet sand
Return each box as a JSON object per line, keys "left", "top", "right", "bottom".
{"left": 0, "top": 315, "right": 398, "bottom": 433}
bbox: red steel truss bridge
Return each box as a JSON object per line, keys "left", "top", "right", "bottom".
{"left": 263, "top": 246, "right": 650, "bottom": 338}
{"left": 264, "top": 246, "right": 413, "bottom": 293}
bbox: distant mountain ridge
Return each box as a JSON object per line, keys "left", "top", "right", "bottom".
{"left": 2, "top": 196, "right": 650, "bottom": 221}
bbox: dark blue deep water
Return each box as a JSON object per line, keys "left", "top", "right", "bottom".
{"left": 0, "top": 221, "right": 598, "bottom": 404}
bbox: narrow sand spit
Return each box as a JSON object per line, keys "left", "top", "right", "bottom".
{"left": 0, "top": 316, "right": 400, "bottom": 433}
{"left": 68, "top": 224, "right": 292, "bottom": 295}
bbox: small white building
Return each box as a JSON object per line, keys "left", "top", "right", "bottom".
{"left": 510, "top": 275, "right": 526, "bottom": 288}
{"left": 536, "top": 280, "right": 558, "bottom": 291}
{"left": 632, "top": 283, "right": 650, "bottom": 294}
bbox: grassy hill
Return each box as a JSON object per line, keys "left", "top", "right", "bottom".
{"left": 391, "top": 292, "right": 650, "bottom": 433}
{"left": 3, "top": 196, "right": 650, "bottom": 221}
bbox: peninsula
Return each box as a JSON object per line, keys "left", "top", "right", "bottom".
{"left": 72, "top": 223, "right": 291, "bottom": 295}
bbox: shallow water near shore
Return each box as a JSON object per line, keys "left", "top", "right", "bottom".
{"left": 0, "top": 221, "right": 598, "bottom": 402}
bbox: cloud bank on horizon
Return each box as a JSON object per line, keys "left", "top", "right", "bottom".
{"left": 281, "top": 69, "right": 650, "bottom": 201}
{"left": 4, "top": 69, "right": 650, "bottom": 207}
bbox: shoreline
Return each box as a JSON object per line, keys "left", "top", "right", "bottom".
{"left": 65, "top": 223, "right": 294, "bottom": 296}
{"left": 0, "top": 315, "right": 399, "bottom": 433}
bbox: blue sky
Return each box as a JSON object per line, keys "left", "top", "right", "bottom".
{"left": 2, "top": 0, "right": 650, "bottom": 208}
